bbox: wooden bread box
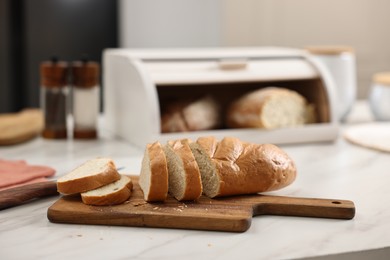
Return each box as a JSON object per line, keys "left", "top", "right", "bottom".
{"left": 103, "top": 47, "right": 338, "bottom": 147}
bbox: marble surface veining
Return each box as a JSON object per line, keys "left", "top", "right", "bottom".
{"left": 1, "top": 102, "right": 390, "bottom": 260}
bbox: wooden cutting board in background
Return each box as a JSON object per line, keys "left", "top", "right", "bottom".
{"left": 47, "top": 176, "right": 355, "bottom": 232}
{"left": 0, "top": 109, "right": 43, "bottom": 145}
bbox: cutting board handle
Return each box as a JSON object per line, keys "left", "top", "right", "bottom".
{"left": 249, "top": 195, "right": 355, "bottom": 219}
{"left": 0, "top": 181, "right": 58, "bottom": 210}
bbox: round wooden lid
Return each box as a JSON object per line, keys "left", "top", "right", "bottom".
{"left": 373, "top": 72, "right": 390, "bottom": 86}
{"left": 305, "top": 46, "right": 355, "bottom": 55}
{"left": 40, "top": 59, "right": 69, "bottom": 87}
{"left": 72, "top": 60, "right": 100, "bottom": 88}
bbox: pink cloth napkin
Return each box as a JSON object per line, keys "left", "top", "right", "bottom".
{"left": 0, "top": 159, "right": 55, "bottom": 191}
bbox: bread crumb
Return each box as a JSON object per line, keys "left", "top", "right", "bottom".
{"left": 153, "top": 207, "right": 160, "bottom": 210}
{"left": 77, "top": 234, "right": 82, "bottom": 237}
{"left": 131, "top": 201, "right": 148, "bottom": 207}
{"left": 208, "top": 243, "right": 212, "bottom": 247}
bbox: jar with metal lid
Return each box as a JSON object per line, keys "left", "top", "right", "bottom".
{"left": 369, "top": 72, "right": 390, "bottom": 121}
{"left": 40, "top": 58, "right": 69, "bottom": 139}
{"left": 306, "top": 46, "right": 357, "bottom": 122}
{"left": 71, "top": 60, "right": 100, "bottom": 139}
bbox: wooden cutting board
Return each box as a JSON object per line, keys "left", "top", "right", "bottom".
{"left": 47, "top": 176, "right": 355, "bottom": 232}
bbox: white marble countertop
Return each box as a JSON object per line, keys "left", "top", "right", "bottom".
{"left": 1, "top": 101, "right": 390, "bottom": 260}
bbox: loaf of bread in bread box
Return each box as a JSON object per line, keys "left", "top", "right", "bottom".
{"left": 161, "top": 95, "right": 221, "bottom": 133}
{"left": 226, "top": 87, "right": 316, "bottom": 129}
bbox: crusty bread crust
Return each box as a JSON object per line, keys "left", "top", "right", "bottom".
{"left": 57, "top": 160, "right": 120, "bottom": 195}
{"left": 139, "top": 142, "right": 169, "bottom": 202}
{"left": 81, "top": 175, "right": 133, "bottom": 206}
{"left": 196, "top": 136, "right": 218, "bottom": 157}
{"left": 166, "top": 140, "right": 202, "bottom": 201}
{"left": 196, "top": 136, "right": 296, "bottom": 198}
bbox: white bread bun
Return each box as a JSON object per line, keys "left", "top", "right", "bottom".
{"left": 81, "top": 175, "right": 133, "bottom": 206}
{"left": 139, "top": 142, "right": 169, "bottom": 202}
{"left": 57, "top": 158, "right": 120, "bottom": 195}
{"left": 192, "top": 136, "right": 297, "bottom": 198}
{"left": 163, "top": 139, "right": 203, "bottom": 201}
{"left": 227, "top": 87, "right": 316, "bottom": 129}
{"left": 161, "top": 96, "right": 221, "bottom": 133}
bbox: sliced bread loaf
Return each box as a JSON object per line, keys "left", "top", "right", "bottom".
{"left": 57, "top": 157, "right": 121, "bottom": 195}
{"left": 81, "top": 175, "right": 133, "bottom": 206}
{"left": 139, "top": 142, "right": 169, "bottom": 202}
{"left": 164, "top": 139, "right": 202, "bottom": 201}
{"left": 192, "top": 136, "right": 297, "bottom": 198}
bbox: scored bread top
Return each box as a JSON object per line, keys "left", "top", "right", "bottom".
{"left": 57, "top": 157, "right": 121, "bottom": 195}
{"left": 196, "top": 136, "right": 218, "bottom": 157}
{"left": 213, "top": 137, "right": 296, "bottom": 196}
{"left": 193, "top": 136, "right": 297, "bottom": 198}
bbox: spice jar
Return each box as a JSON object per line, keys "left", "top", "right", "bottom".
{"left": 71, "top": 60, "right": 100, "bottom": 139}
{"left": 369, "top": 72, "right": 390, "bottom": 121}
{"left": 40, "top": 58, "right": 69, "bottom": 139}
{"left": 306, "top": 46, "right": 357, "bottom": 122}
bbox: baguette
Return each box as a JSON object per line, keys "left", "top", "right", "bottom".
{"left": 192, "top": 136, "right": 296, "bottom": 198}
{"left": 81, "top": 175, "right": 133, "bottom": 206}
{"left": 139, "top": 142, "right": 169, "bottom": 202}
{"left": 57, "top": 157, "right": 120, "bottom": 195}
{"left": 163, "top": 139, "right": 203, "bottom": 201}
{"left": 226, "top": 87, "right": 316, "bottom": 129}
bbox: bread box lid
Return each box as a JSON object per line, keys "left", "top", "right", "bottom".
{"left": 106, "top": 47, "right": 320, "bottom": 85}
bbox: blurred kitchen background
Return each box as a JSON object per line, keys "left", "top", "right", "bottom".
{"left": 1, "top": 0, "right": 390, "bottom": 113}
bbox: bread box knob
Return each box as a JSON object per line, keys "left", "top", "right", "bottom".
{"left": 218, "top": 59, "right": 248, "bottom": 70}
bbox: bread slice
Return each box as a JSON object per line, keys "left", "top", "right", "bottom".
{"left": 57, "top": 157, "right": 121, "bottom": 195}
{"left": 81, "top": 175, "right": 133, "bottom": 206}
{"left": 227, "top": 87, "right": 316, "bottom": 129}
{"left": 163, "top": 139, "right": 202, "bottom": 201}
{"left": 139, "top": 142, "right": 169, "bottom": 202}
{"left": 189, "top": 136, "right": 221, "bottom": 198}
